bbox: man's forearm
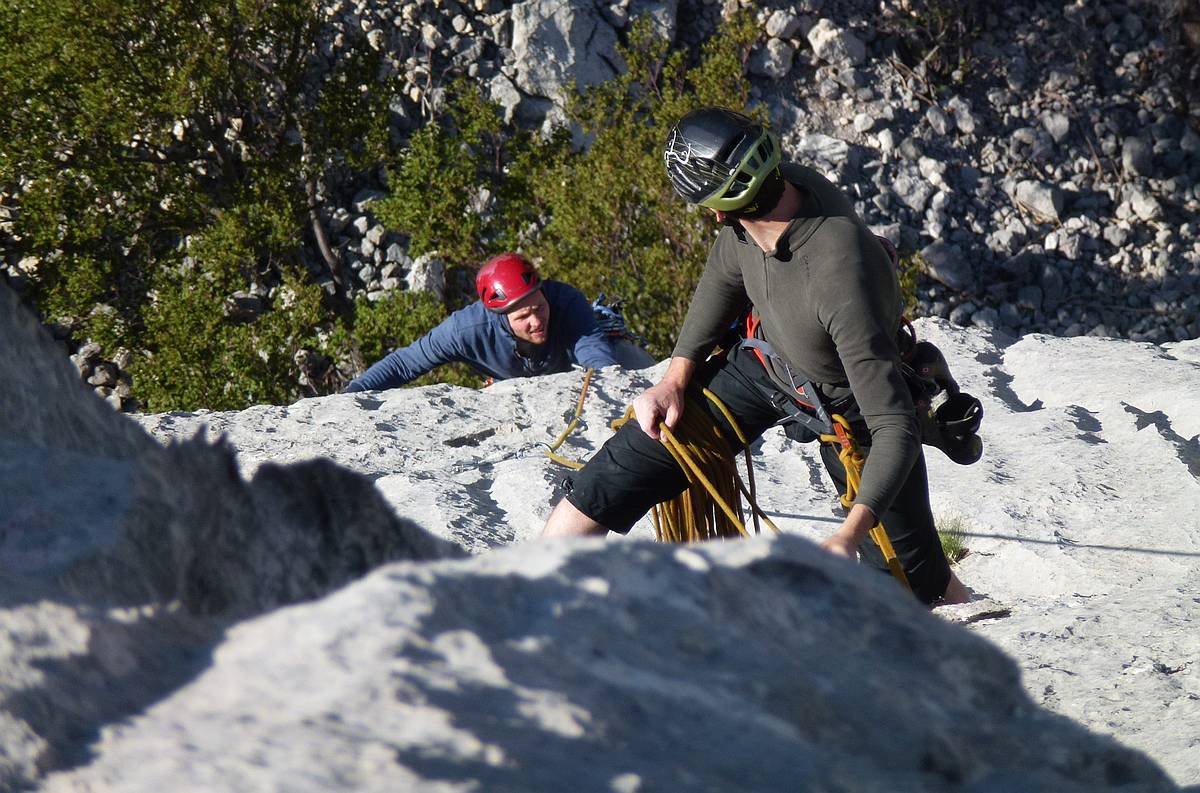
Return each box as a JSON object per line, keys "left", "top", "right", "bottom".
{"left": 660, "top": 356, "right": 698, "bottom": 390}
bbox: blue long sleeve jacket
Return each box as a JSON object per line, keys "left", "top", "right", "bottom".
{"left": 345, "top": 280, "right": 619, "bottom": 392}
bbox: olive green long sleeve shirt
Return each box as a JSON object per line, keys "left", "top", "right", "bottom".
{"left": 672, "top": 163, "right": 920, "bottom": 517}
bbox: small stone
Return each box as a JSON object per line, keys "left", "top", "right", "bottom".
{"left": 946, "top": 96, "right": 976, "bottom": 135}
{"left": 224, "top": 292, "right": 265, "bottom": 322}
{"left": 949, "top": 302, "right": 976, "bottom": 326}
{"left": 918, "top": 157, "right": 948, "bottom": 190}
{"left": 87, "top": 362, "right": 119, "bottom": 388}
{"left": 972, "top": 306, "right": 1001, "bottom": 329}
{"left": 806, "top": 18, "right": 865, "bottom": 66}
{"left": 853, "top": 113, "right": 875, "bottom": 133}
{"left": 876, "top": 129, "right": 895, "bottom": 153}
{"left": 1040, "top": 264, "right": 1065, "bottom": 309}
{"left": 352, "top": 189, "right": 387, "bottom": 214}
{"left": 765, "top": 9, "right": 800, "bottom": 39}
{"left": 1016, "top": 285, "right": 1044, "bottom": 310}
{"left": 1128, "top": 188, "right": 1163, "bottom": 221}
{"left": 385, "top": 243, "right": 407, "bottom": 263}
{"left": 77, "top": 341, "right": 103, "bottom": 364}
{"left": 112, "top": 348, "right": 134, "bottom": 370}
{"left": 1042, "top": 111, "right": 1070, "bottom": 143}
{"left": 891, "top": 174, "right": 934, "bottom": 213}
{"left": 421, "top": 23, "right": 443, "bottom": 51}
{"left": 1181, "top": 127, "right": 1200, "bottom": 156}
{"left": 921, "top": 242, "right": 974, "bottom": 292}
{"left": 1122, "top": 136, "right": 1154, "bottom": 176}
{"left": 406, "top": 252, "right": 446, "bottom": 300}
{"left": 925, "top": 106, "right": 951, "bottom": 136}
{"left": 898, "top": 137, "right": 923, "bottom": 161}
{"left": 816, "top": 78, "right": 840, "bottom": 99}
{"left": 749, "top": 38, "right": 794, "bottom": 79}
{"left": 328, "top": 208, "right": 352, "bottom": 234}
{"left": 1013, "top": 180, "right": 1064, "bottom": 223}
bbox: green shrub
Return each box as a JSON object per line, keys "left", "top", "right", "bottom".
{"left": 376, "top": 12, "right": 761, "bottom": 360}
{"left": 0, "top": 0, "right": 390, "bottom": 410}
{"left": 135, "top": 263, "right": 330, "bottom": 412}
{"left": 936, "top": 513, "right": 971, "bottom": 563}
{"left": 897, "top": 252, "right": 926, "bottom": 317}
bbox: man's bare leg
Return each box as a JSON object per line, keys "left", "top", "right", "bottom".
{"left": 542, "top": 498, "right": 610, "bottom": 538}
{"left": 941, "top": 570, "right": 969, "bottom": 605}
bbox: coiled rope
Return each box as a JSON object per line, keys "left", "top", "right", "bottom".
{"left": 610, "top": 389, "right": 779, "bottom": 543}
{"left": 544, "top": 375, "right": 910, "bottom": 590}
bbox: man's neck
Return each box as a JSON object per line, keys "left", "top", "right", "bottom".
{"left": 739, "top": 182, "right": 804, "bottom": 255}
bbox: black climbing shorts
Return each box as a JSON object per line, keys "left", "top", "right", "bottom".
{"left": 564, "top": 344, "right": 952, "bottom": 604}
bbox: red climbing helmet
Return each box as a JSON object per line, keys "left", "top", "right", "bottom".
{"left": 476, "top": 252, "right": 541, "bottom": 312}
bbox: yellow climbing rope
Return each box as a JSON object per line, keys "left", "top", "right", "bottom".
{"left": 543, "top": 377, "right": 910, "bottom": 591}
{"left": 543, "top": 368, "right": 594, "bottom": 470}
{"left": 818, "top": 415, "right": 911, "bottom": 590}
{"left": 611, "top": 389, "right": 779, "bottom": 543}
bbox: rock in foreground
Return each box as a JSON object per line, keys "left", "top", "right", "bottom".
{"left": 42, "top": 538, "right": 1178, "bottom": 793}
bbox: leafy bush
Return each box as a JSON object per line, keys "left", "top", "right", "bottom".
{"left": 376, "top": 13, "right": 762, "bottom": 358}
{"left": 3, "top": 4, "right": 767, "bottom": 408}
{"left": 0, "top": 0, "right": 390, "bottom": 408}
{"left": 135, "top": 264, "right": 329, "bottom": 412}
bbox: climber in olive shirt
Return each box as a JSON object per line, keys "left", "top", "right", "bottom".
{"left": 541, "top": 107, "right": 968, "bottom": 606}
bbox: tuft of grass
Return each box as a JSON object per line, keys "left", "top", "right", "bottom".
{"left": 937, "top": 514, "right": 970, "bottom": 563}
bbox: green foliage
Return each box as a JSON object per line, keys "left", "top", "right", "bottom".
{"left": 135, "top": 265, "right": 329, "bottom": 412}
{"left": 534, "top": 13, "right": 760, "bottom": 354}
{"left": 936, "top": 513, "right": 971, "bottom": 563}
{"left": 0, "top": 0, "right": 392, "bottom": 409}
{"left": 376, "top": 13, "right": 761, "bottom": 358}
{"left": 897, "top": 252, "right": 926, "bottom": 317}
{"left": 374, "top": 82, "right": 570, "bottom": 267}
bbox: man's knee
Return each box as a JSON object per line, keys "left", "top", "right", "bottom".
{"left": 541, "top": 497, "right": 610, "bottom": 538}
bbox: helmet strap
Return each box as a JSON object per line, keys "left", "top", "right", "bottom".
{"left": 731, "top": 167, "right": 785, "bottom": 220}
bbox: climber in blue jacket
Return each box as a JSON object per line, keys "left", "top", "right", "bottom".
{"left": 345, "top": 253, "right": 629, "bottom": 392}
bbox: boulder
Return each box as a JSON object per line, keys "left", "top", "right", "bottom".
{"left": 806, "top": 18, "right": 866, "bottom": 66}
{"left": 406, "top": 252, "right": 447, "bottom": 300}
{"left": 1013, "top": 180, "right": 1064, "bottom": 223}
{"left": 0, "top": 283, "right": 460, "bottom": 789}
{"left": 921, "top": 241, "right": 975, "bottom": 292}
{"left": 510, "top": 0, "right": 623, "bottom": 106}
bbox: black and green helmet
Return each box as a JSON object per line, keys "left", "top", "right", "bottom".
{"left": 663, "top": 107, "right": 781, "bottom": 212}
